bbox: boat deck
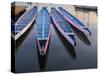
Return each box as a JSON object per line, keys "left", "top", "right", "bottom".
{"left": 37, "top": 7, "right": 50, "bottom": 40}
{"left": 59, "top": 7, "right": 91, "bottom": 35}
{"left": 12, "top": 7, "right": 37, "bottom": 34}
{"left": 51, "top": 8, "right": 73, "bottom": 33}
{"left": 59, "top": 7, "right": 85, "bottom": 27}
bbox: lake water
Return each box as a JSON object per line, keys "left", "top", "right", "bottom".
{"left": 15, "top": 9, "right": 97, "bottom": 73}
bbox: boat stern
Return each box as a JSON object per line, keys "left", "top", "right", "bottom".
{"left": 37, "top": 39, "right": 49, "bottom": 56}
{"left": 68, "top": 34, "right": 76, "bottom": 46}
{"left": 83, "top": 28, "right": 92, "bottom": 35}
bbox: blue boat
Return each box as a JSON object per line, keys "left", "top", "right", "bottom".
{"left": 11, "top": 6, "right": 37, "bottom": 40}
{"left": 36, "top": 7, "right": 51, "bottom": 56}
{"left": 59, "top": 7, "right": 91, "bottom": 35}
{"left": 51, "top": 8, "right": 76, "bottom": 46}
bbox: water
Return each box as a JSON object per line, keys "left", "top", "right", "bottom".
{"left": 15, "top": 11, "right": 97, "bottom": 73}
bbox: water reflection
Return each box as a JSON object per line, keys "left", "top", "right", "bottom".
{"left": 71, "top": 25, "right": 91, "bottom": 45}
{"left": 16, "top": 21, "right": 36, "bottom": 50}
{"left": 52, "top": 20, "right": 77, "bottom": 59}
{"left": 36, "top": 38, "right": 50, "bottom": 71}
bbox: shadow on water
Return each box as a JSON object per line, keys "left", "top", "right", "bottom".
{"left": 15, "top": 20, "right": 36, "bottom": 50}
{"left": 51, "top": 20, "right": 77, "bottom": 59}
{"left": 70, "top": 25, "right": 91, "bottom": 45}
{"left": 36, "top": 37, "right": 51, "bottom": 71}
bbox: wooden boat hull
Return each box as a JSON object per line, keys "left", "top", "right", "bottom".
{"left": 37, "top": 32, "right": 51, "bottom": 56}
{"left": 36, "top": 7, "right": 51, "bottom": 56}
{"left": 51, "top": 17, "right": 76, "bottom": 46}
{"left": 11, "top": 7, "right": 37, "bottom": 40}
{"left": 51, "top": 8, "right": 76, "bottom": 46}
{"left": 59, "top": 7, "right": 91, "bottom": 35}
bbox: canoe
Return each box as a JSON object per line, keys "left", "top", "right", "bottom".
{"left": 11, "top": 6, "right": 37, "bottom": 40}
{"left": 36, "top": 7, "right": 51, "bottom": 56}
{"left": 51, "top": 8, "right": 76, "bottom": 46}
{"left": 59, "top": 7, "right": 91, "bottom": 35}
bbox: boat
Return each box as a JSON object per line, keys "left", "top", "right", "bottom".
{"left": 36, "top": 7, "right": 51, "bottom": 56}
{"left": 11, "top": 6, "right": 37, "bottom": 40}
{"left": 59, "top": 7, "right": 91, "bottom": 35}
{"left": 51, "top": 8, "right": 76, "bottom": 46}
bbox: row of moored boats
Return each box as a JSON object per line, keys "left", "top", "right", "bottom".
{"left": 11, "top": 6, "right": 91, "bottom": 56}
